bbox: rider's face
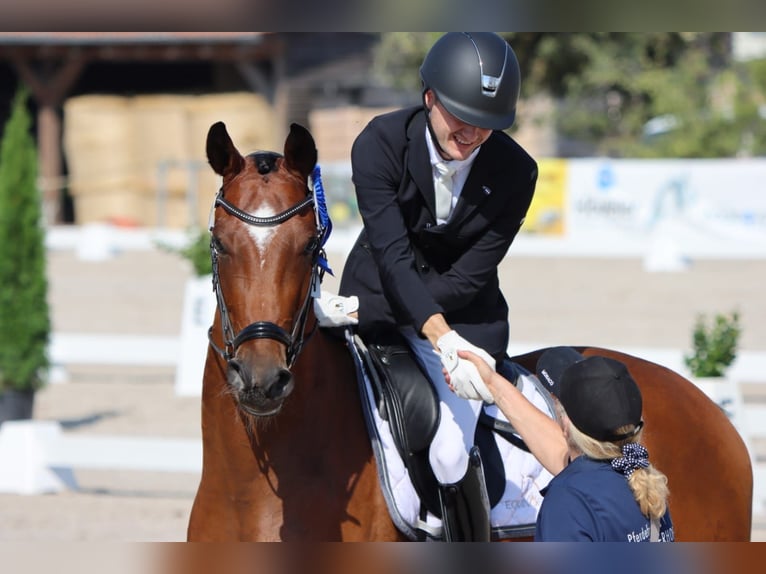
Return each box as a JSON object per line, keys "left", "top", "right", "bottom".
{"left": 425, "top": 89, "right": 492, "bottom": 161}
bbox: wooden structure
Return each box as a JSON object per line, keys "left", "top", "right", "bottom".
{"left": 0, "top": 32, "right": 380, "bottom": 225}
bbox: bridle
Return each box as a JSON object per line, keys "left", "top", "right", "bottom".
{"left": 207, "top": 161, "right": 332, "bottom": 367}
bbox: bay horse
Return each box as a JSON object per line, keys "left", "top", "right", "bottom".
{"left": 187, "top": 121, "right": 753, "bottom": 541}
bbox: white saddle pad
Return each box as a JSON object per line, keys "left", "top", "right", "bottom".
{"left": 347, "top": 333, "right": 555, "bottom": 540}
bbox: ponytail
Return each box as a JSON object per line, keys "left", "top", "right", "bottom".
{"left": 561, "top": 404, "right": 670, "bottom": 521}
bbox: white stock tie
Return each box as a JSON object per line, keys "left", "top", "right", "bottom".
{"left": 434, "top": 162, "right": 456, "bottom": 220}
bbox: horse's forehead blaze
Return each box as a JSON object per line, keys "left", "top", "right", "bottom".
{"left": 245, "top": 202, "right": 279, "bottom": 260}
{"left": 220, "top": 194, "right": 311, "bottom": 274}
{"left": 218, "top": 161, "right": 313, "bottom": 277}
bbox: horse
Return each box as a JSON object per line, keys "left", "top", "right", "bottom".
{"left": 187, "top": 121, "right": 753, "bottom": 542}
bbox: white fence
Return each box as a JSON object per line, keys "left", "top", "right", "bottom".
{"left": 745, "top": 407, "right": 766, "bottom": 515}
{"left": 29, "top": 216, "right": 766, "bottom": 521}
{"left": 0, "top": 420, "right": 201, "bottom": 495}
{"left": 5, "top": 339, "right": 766, "bottom": 520}
{"left": 0, "top": 392, "right": 763, "bottom": 517}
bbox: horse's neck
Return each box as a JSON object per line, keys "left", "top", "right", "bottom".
{"left": 288, "top": 331, "right": 360, "bottom": 423}
{"left": 197, "top": 335, "right": 397, "bottom": 540}
{"left": 201, "top": 351, "right": 254, "bottom": 446}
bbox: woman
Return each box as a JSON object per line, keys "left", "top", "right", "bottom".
{"left": 459, "top": 346, "right": 674, "bottom": 542}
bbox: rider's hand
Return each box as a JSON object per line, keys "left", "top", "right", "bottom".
{"left": 436, "top": 330, "right": 495, "bottom": 403}
{"left": 313, "top": 291, "right": 359, "bottom": 327}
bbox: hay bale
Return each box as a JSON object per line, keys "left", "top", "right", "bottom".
{"left": 131, "top": 95, "right": 195, "bottom": 197}
{"left": 64, "top": 95, "right": 136, "bottom": 192}
{"left": 64, "top": 95, "right": 144, "bottom": 225}
{"left": 309, "top": 106, "right": 395, "bottom": 163}
{"left": 71, "top": 184, "right": 143, "bottom": 227}
{"left": 194, "top": 170, "right": 222, "bottom": 228}
{"left": 63, "top": 92, "right": 277, "bottom": 228}
{"left": 187, "top": 92, "right": 276, "bottom": 158}
{"left": 186, "top": 93, "right": 276, "bottom": 228}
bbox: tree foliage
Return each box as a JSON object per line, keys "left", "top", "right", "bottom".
{"left": 157, "top": 227, "right": 212, "bottom": 277}
{"left": 0, "top": 87, "right": 50, "bottom": 392}
{"left": 372, "top": 32, "right": 766, "bottom": 158}
{"left": 371, "top": 32, "right": 444, "bottom": 93}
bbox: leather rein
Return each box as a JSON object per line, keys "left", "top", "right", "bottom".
{"left": 207, "top": 172, "right": 330, "bottom": 367}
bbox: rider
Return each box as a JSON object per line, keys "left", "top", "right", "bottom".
{"left": 315, "top": 32, "right": 537, "bottom": 541}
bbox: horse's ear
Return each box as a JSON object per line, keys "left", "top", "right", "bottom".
{"left": 283, "top": 123, "right": 317, "bottom": 182}
{"left": 206, "top": 121, "right": 245, "bottom": 178}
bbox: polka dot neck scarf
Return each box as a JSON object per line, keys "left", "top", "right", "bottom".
{"left": 611, "top": 443, "right": 649, "bottom": 478}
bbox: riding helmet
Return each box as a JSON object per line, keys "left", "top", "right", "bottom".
{"left": 420, "top": 32, "right": 521, "bottom": 131}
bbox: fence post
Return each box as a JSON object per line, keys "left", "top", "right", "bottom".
{"left": 0, "top": 420, "right": 74, "bottom": 494}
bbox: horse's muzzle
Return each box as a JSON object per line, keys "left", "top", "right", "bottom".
{"left": 227, "top": 359, "right": 294, "bottom": 416}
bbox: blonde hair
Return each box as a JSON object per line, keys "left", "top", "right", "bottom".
{"left": 556, "top": 402, "right": 670, "bottom": 521}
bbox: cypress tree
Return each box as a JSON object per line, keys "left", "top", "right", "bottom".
{"left": 0, "top": 86, "right": 50, "bottom": 393}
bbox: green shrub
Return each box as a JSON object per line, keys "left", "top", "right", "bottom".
{"left": 157, "top": 227, "right": 212, "bottom": 277}
{"left": 683, "top": 311, "right": 741, "bottom": 378}
{"left": 0, "top": 87, "right": 50, "bottom": 392}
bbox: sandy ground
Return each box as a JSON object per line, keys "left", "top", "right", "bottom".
{"left": 0, "top": 245, "right": 764, "bottom": 542}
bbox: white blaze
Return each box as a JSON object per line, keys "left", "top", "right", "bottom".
{"left": 246, "top": 204, "right": 278, "bottom": 267}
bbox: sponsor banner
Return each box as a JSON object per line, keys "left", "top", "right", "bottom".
{"left": 319, "top": 158, "right": 766, "bottom": 258}
{"left": 547, "top": 159, "right": 766, "bottom": 258}
{"left": 522, "top": 159, "right": 568, "bottom": 236}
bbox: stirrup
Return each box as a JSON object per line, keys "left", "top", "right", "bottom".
{"left": 437, "top": 446, "right": 491, "bottom": 542}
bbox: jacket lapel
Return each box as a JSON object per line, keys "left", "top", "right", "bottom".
{"left": 406, "top": 112, "right": 438, "bottom": 216}
{"left": 405, "top": 112, "right": 500, "bottom": 225}
{"left": 450, "top": 144, "right": 495, "bottom": 224}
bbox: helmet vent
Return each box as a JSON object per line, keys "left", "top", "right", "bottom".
{"left": 464, "top": 32, "right": 507, "bottom": 99}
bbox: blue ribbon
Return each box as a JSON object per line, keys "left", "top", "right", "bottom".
{"left": 311, "top": 165, "right": 333, "bottom": 275}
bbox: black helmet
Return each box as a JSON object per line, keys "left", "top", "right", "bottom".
{"left": 420, "top": 32, "right": 521, "bottom": 130}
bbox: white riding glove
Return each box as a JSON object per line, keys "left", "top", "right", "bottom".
{"left": 313, "top": 291, "right": 359, "bottom": 327}
{"left": 436, "top": 330, "right": 496, "bottom": 403}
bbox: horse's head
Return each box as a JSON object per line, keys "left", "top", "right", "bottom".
{"left": 206, "top": 121, "right": 325, "bottom": 417}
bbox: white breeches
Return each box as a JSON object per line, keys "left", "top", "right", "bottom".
{"left": 400, "top": 327, "right": 484, "bottom": 484}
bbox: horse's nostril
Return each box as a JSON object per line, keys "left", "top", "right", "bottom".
{"left": 266, "top": 369, "right": 293, "bottom": 400}
{"left": 227, "top": 360, "right": 246, "bottom": 389}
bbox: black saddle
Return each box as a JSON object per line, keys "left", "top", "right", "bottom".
{"left": 351, "top": 334, "right": 532, "bottom": 520}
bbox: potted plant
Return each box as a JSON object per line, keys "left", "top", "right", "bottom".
{"left": 171, "top": 226, "right": 213, "bottom": 278}
{"left": 684, "top": 310, "right": 741, "bottom": 378}
{"left": 0, "top": 87, "right": 51, "bottom": 424}
{"left": 683, "top": 310, "right": 742, "bottom": 425}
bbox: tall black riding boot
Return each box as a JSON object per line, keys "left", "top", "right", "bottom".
{"left": 437, "top": 445, "right": 491, "bottom": 541}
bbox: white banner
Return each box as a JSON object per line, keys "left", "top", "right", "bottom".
{"left": 564, "top": 159, "right": 766, "bottom": 258}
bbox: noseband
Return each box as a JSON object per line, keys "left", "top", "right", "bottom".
{"left": 208, "top": 161, "right": 332, "bottom": 368}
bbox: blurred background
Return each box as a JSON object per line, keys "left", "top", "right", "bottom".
{"left": 0, "top": 32, "right": 764, "bottom": 542}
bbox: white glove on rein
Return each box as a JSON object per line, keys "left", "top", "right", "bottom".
{"left": 313, "top": 291, "right": 359, "bottom": 327}
{"left": 436, "top": 330, "right": 496, "bottom": 403}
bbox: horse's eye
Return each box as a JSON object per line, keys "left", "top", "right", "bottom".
{"left": 211, "top": 235, "right": 226, "bottom": 255}
{"left": 304, "top": 236, "right": 319, "bottom": 255}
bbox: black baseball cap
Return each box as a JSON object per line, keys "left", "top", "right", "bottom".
{"left": 536, "top": 347, "right": 644, "bottom": 442}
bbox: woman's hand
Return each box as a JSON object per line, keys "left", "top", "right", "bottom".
{"left": 437, "top": 340, "right": 495, "bottom": 403}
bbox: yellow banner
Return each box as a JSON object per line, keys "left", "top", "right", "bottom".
{"left": 522, "top": 159, "right": 568, "bottom": 236}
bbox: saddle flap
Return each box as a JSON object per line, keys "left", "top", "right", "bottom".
{"left": 367, "top": 342, "right": 439, "bottom": 454}
{"left": 358, "top": 337, "right": 509, "bottom": 517}
{"left": 348, "top": 332, "right": 553, "bottom": 539}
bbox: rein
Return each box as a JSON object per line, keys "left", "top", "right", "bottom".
{"left": 207, "top": 164, "right": 332, "bottom": 367}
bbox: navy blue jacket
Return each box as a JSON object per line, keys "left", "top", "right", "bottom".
{"left": 339, "top": 106, "right": 537, "bottom": 360}
{"left": 535, "top": 456, "right": 675, "bottom": 542}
